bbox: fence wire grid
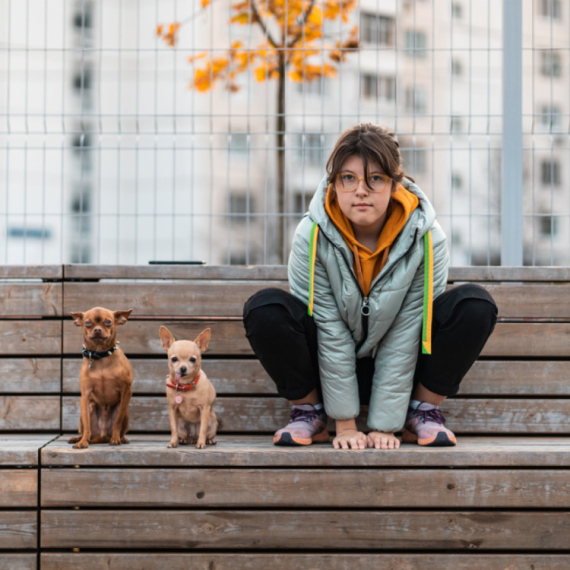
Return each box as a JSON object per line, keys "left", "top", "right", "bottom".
{"left": 1, "top": 0, "right": 569, "bottom": 266}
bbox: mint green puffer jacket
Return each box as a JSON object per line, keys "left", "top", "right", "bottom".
{"left": 287, "top": 176, "right": 449, "bottom": 432}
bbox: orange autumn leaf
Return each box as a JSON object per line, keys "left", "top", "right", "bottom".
{"left": 201, "top": 0, "right": 211, "bottom": 6}
{"left": 156, "top": 24, "right": 163, "bottom": 36}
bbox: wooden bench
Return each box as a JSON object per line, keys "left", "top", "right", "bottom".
{"left": 2, "top": 264, "right": 570, "bottom": 569}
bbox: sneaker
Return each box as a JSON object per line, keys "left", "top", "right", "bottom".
{"left": 401, "top": 402, "right": 457, "bottom": 446}
{"left": 273, "top": 404, "right": 330, "bottom": 446}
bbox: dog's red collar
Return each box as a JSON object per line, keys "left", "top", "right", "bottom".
{"left": 166, "top": 374, "right": 201, "bottom": 392}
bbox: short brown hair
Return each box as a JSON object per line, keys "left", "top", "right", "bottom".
{"left": 326, "top": 123, "right": 412, "bottom": 189}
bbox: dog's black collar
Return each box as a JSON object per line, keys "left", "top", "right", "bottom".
{"left": 82, "top": 344, "right": 119, "bottom": 361}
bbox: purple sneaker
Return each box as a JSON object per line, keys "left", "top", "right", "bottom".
{"left": 273, "top": 404, "right": 329, "bottom": 446}
{"left": 402, "top": 402, "right": 457, "bottom": 446}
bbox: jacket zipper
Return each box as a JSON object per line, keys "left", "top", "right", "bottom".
{"left": 316, "top": 223, "right": 419, "bottom": 354}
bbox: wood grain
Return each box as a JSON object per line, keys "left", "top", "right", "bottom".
{"left": 0, "top": 397, "right": 60, "bottom": 431}
{"left": 0, "top": 512, "right": 36, "bottom": 549}
{"left": 41, "top": 435, "right": 570, "bottom": 468}
{"left": 40, "top": 468, "right": 570, "bottom": 508}
{"left": 62, "top": 359, "right": 274, "bottom": 395}
{"left": 40, "top": 510, "right": 570, "bottom": 550}
{"left": 0, "top": 436, "right": 56, "bottom": 466}
{"left": 63, "top": 320, "right": 250, "bottom": 356}
{"left": 0, "top": 471, "right": 37, "bottom": 508}
{"left": 0, "top": 359, "right": 61, "bottom": 393}
{"left": 38, "top": 553, "right": 570, "bottom": 570}
{"left": 0, "top": 265, "right": 62, "bottom": 280}
{"left": 61, "top": 396, "right": 570, "bottom": 434}
{"left": 0, "top": 283, "right": 62, "bottom": 317}
{"left": 0, "top": 555, "right": 35, "bottom": 570}
{"left": 64, "top": 281, "right": 287, "bottom": 317}
{"left": 482, "top": 323, "right": 570, "bottom": 357}
{"left": 0, "top": 321, "right": 62, "bottom": 356}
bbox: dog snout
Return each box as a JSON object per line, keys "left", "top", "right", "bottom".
{"left": 179, "top": 366, "right": 187, "bottom": 375}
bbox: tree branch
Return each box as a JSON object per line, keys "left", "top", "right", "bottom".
{"left": 250, "top": 0, "right": 279, "bottom": 49}
{"left": 287, "top": 0, "right": 316, "bottom": 49}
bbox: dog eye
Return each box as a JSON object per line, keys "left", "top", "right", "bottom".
{"left": 171, "top": 357, "right": 178, "bottom": 362}
{"left": 190, "top": 357, "right": 197, "bottom": 363}
{"left": 85, "top": 321, "right": 92, "bottom": 327}
{"left": 105, "top": 320, "right": 112, "bottom": 326}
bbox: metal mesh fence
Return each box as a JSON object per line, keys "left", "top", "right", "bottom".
{"left": 0, "top": 0, "right": 568, "bottom": 266}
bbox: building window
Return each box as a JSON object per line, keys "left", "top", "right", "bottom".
{"left": 295, "top": 77, "right": 326, "bottom": 96}
{"left": 540, "top": 215, "right": 559, "bottom": 236}
{"left": 538, "top": 104, "right": 562, "bottom": 129}
{"left": 296, "top": 133, "right": 324, "bottom": 166}
{"left": 452, "top": 59, "right": 462, "bottom": 76}
{"left": 360, "top": 14, "right": 394, "bottom": 46}
{"left": 452, "top": 173, "right": 463, "bottom": 190}
{"left": 541, "top": 51, "right": 562, "bottom": 77}
{"left": 452, "top": 2, "right": 463, "bottom": 18}
{"left": 229, "top": 133, "right": 249, "bottom": 155}
{"left": 361, "top": 74, "right": 396, "bottom": 101}
{"left": 405, "top": 30, "right": 427, "bottom": 58}
{"left": 539, "top": 0, "right": 562, "bottom": 20}
{"left": 451, "top": 116, "right": 463, "bottom": 133}
{"left": 401, "top": 147, "right": 427, "bottom": 175}
{"left": 405, "top": 87, "right": 426, "bottom": 113}
{"left": 541, "top": 160, "right": 561, "bottom": 185}
{"left": 229, "top": 193, "right": 253, "bottom": 223}
{"left": 293, "top": 192, "right": 310, "bottom": 215}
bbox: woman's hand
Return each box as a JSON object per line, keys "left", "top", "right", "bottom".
{"left": 367, "top": 431, "right": 400, "bottom": 450}
{"left": 333, "top": 419, "right": 367, "bottom": 450}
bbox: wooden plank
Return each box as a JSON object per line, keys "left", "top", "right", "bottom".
{"left": 0, "top": 321, "right": 61, "bottom": 356}
{"left": 64, "top": 281, "right": 288, "bottom": 317}
{"left": 483, "top": 322, "right": 570, "bottom": 357}
{"left": 63, "top": 359, "right": 273, "bottom": 394}
{"left": 39, "top": 553, "right": 570, "bottom": 570}
{"left": 40, "top": 468, "right": 570, "bottom": 508}
{"left": 0, "top": 283, "right": 62, "bottom": 317}
{"left": 61, "top": 396, "right": 570, "bottom": 434}
{"left": 448, "top": 266, "right": 570, "bottom": 282}
{"left": 41, "top": 435, "right": 570, "bottom": 468}
{"left": 61, "top": 359, "right": 570, "bottom": 396}
{"left": 0, "top": 265, "right": 62, "bottom": 280}
{"left": 63, "top": 320, "right": 251, "bottom": 356}
{"left": 0, "top": 471, "right": 37, "bottom": 508}
{"left": 0, "top": 359, "right": 61, "bottom": 394}
{"left": 64, "top": 264, "right": 289, "bottom": 281}
{"left": 0, "top": 436, "right": 56, "bottom": 466}
{"left": 0, "top": 555, "right": 35, "bottom": 570}
{"left": 0, "top": 512, "right": 36, "bottom": 549}
{"left": 0, "top": 397, "right": 60, "bottom": 431}
{"left": 461, "top": 360, "right": 570, "bottom": 395}
{"left": 64, "top": 282, "right": 570, "bottom": 319}
{"left": 40, "top": 510, "right": 570, "bottom": 550}
{"left": 62, "top": 264, "right": 570, "bottom": 282}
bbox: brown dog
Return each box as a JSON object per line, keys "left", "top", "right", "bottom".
{"left": 159, "top": 326, "right": 218, "bottom": 449}
{"left": 68, "top": 307, "right": 133, "bottom": 449}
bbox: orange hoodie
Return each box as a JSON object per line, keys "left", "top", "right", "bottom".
{"left": 325, "top": 184, "right": 419, "bottom": 295}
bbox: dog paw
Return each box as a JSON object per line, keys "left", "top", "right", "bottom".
{"left": 195, "top": 441, "right": 206, "bottom": 449}
{"left": 120, "top": 437, "right": 130, "bottom": 444}
{"left": 72, "top": 441, "right": 89, "bottom": 449}
{"left": 178, "top": 437, "right": 188, "bottom": 445}
{"left": 206, "top": 438, "right": 217, "bottom": 446}
{"left": 109, "top": 438, "right": 121, "bottom": 446}
{"left": 68, "top": 436, "right": 81, "bottom": 444}
{"left": 167, "top": 441, "right": 178, "bottom": 448}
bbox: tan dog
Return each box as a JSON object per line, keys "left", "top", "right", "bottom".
{"left": 68, "top": 307, "right": 133, "bottom": 449}
{"left": 159, "top": 326, "right": 218, "bottom": 449}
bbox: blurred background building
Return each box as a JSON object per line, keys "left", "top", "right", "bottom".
{"left": 1, "top": 0, "right": 568, "bottom": 266}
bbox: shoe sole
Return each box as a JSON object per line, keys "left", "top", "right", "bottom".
{"left": 273, "top": 430, "right": 330, "bottom": 446}
{"left": 402, "top": 429, "right": 456, "bottom": 447}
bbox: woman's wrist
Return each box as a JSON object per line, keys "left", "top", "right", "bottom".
{"left": 335, "top": 418, "right": 358, "bottom": 432}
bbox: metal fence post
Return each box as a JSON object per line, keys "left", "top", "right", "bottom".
{"left": 502, "top": 0, "right": 524, "bottom": 266}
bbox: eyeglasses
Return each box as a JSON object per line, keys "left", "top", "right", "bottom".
{"left": 335, "top": 172, "right": 392, "bottom": 193}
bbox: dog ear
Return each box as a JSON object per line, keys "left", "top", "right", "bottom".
{"left": 113, "top": 309, "right": 133, "bottom": 325}
{"left": 159, "top": 326, "right": 176, "bottom": 352}
{"left": 70, "top": 312, "right": 84, "bottom": 327}
{"left": 194, "top": 328, "right": 211, "bottom": 353}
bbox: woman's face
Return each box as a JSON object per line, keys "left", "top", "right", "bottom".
{"left": 334, "top": 155, "right": 393, "bottom": 235}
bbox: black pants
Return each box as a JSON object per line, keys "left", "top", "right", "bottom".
{"left": 243, "top": 284, "right": 497, "bottom": 404}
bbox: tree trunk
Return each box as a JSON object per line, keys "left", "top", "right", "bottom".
{"left": 276, "top": 52, "right": 286, "bottom": 264}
